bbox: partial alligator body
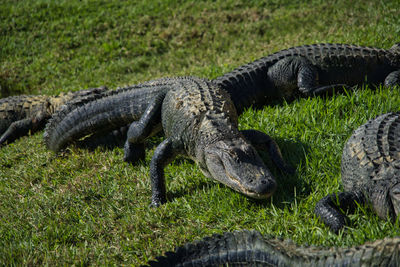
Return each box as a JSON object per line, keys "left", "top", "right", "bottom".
{"left": 214, "top": 43, "right": 400, "bottom": 114}
{"left": 0, "top": 87, "right": 108, "bottom": 146}
{"left": 315, "top": 112, "right": 400, "bottom": 233}
{"left": 123, "top": 77, "right": 294, "bottom": 205}
{"left": 143, "top": 230, "right": 400, "bottom": 266}
{"left": 47, "top": 77, "right": 292, "bottom": 206}
{"left": 44, "top": 78, "right": 185, "bottom": 152}
{"left": 45, "top": 43, "right": 400, "bottom": 151}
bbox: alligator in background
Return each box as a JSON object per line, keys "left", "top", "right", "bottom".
{"left": 315, "top": 112, "right": 400, "bottom": 233}
{"left": 48, "top": 77, "right": 293, "bottom": 206}
{"left": 214, "top": 43, "right": 400, "bottom": 114}
{"left": 44, "top": 43, "right": 400, "bottom": 151}
{"left": 143, "top": 230, "right": 400, "bottom": 266}
{"left": 0, "top": 87, "right": 108, "bottom": 146}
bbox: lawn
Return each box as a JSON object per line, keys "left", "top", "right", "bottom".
{"left": 1, "top": 0, "right": 400, "bottom": 265}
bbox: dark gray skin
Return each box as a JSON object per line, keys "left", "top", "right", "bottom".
{"left": 315, "top": 112, "right": 400, "bottom": 233}
{"left": 44, "top": 43, "right": 400, "bottom": 152}
{"left": 214, "top": 43, "right": 400, "bottom": 114}
{"left": 143, "top": 230, "right": 400, "bottom": 266}
{"left": 45, "top": 78, "right": 190, "bottom": 152}
{"left": 0, "top": 86, "right": 107, "bottom": 146}
{"left": 123, "top": 77, "right": 292, "bottom": 206}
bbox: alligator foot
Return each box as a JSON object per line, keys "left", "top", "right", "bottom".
{"left": 314, "top": 191, "right": 366, "bottom": 233}
{"left": 123, "top": 141, "right": 146, "bottom": 164}
{"left": 384, "top": 70, "right": 400, "bottom": 87}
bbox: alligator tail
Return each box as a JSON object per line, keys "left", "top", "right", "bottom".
{"left": 143, "top": 230, "right": 277, "bottom": 267}
{"left": 44, "top": 80, "right": 173, "bottom": 152}
{"left": 144, "top": 230, "right": 400, "bottom": 266}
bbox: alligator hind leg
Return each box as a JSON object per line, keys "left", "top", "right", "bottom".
{"left": 240, "top": 129, "right": 295, "bottom": 174}
{"left": 123, "top": 93, "right": 165, "bottom": 164}
{"left": 267, "top": 57, "right": 350, "bottom": 97}
{"left": 314, "top": 191, "right": 366, "bottom": 233}
{"left": 149, "top": 137, "right": 183, "bottom": 206}
{"left": 384, "top": 70, "right": 400, "bottom": 87}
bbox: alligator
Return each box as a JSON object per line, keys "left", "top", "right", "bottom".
{"left": 143, "top": 229, "right": 400, "bottom": 266}
{"left": 44, "top": 43, "right": 400, "bottom": 152}
{"left": 46, "top": 77, "right": 293, "bottom": 206}
{"left": 44, "top": 78, "right": 186, "bottom": 153}
{"left": 0, "top": 87, "right": 108, "bottom": 146}
{"left": 213, "top": 42, "right": 400, "bottom": 114}
{"left": 315, "top": 112, "right": 400, "bottom": 233}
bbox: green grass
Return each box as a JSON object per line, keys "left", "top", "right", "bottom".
{"left": 1, "top": 0, "right": 400, "bottom": 265}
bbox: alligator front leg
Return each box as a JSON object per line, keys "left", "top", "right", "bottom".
{"left": 240, "top": 129, "right": 295, "bottom": 174}
{"left": 0, "top": 115, "right": 47, "bottom": 146}
{"left": 149, "top": 137, "right": 183, "bottom": 206}
{"left": 314, "top": 190, "right": 366, "bottom": 233}
{"left": 267, "top": 57, "right": 350, "bottom": 97}
{"left": 123, "top": 92, "right": 165, "bottom": 164}
{"left": 384, "top": 70, "right": 400, "bottom": 87}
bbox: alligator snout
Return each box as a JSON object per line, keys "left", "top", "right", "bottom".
{"left": 236, "top": 168, "right": 277, "bottom": 199}
{"left": 204, "top": 140, "right": 277, "bottom": 199}
{"left": 250, "top": 177, "right": 277, "bottom": 198}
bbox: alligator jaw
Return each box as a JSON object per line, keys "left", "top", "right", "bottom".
{"left": 203, "top": 140, "right": 277, "bottom": 199}
{"left": 225, "top": 169, "right": 276, "bottom": 199}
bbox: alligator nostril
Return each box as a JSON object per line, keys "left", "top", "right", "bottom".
{"left": 253, "top": 179, "right": 277, "bottom": 196}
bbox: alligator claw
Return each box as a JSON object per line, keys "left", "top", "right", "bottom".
{"left": 150, "top": 196, "right": 166, "bottom": 208}
{"left": 123, "top": 141, "right": 146, "bottom": 165}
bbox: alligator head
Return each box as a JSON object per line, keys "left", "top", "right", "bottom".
{"left": 200, "top": 138, "right": 277, "bottom": 199}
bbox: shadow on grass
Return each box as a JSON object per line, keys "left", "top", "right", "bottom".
{"left": 68, "top": 127, "right": 312, "bottom": 209}
{"left": 250, "top": 137, "right": 312, "bottom": 209}
{"left": 162, "top": 137, "right": 311, "bottom": 208}
{"left": 166, "top": 180, "right": 212, "bottom": 203}
{"left": 75, "top": 129, "right": 168, "bottom": 152}
{"left": 75, "top": 126, "right": 129, "bottom": 151}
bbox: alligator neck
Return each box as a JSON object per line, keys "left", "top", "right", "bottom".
{"left": 213, "top": 57, "right": 285, "bottom": 114}
{"left": 189, "top": 111, "right": 239, "bottom": 161}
